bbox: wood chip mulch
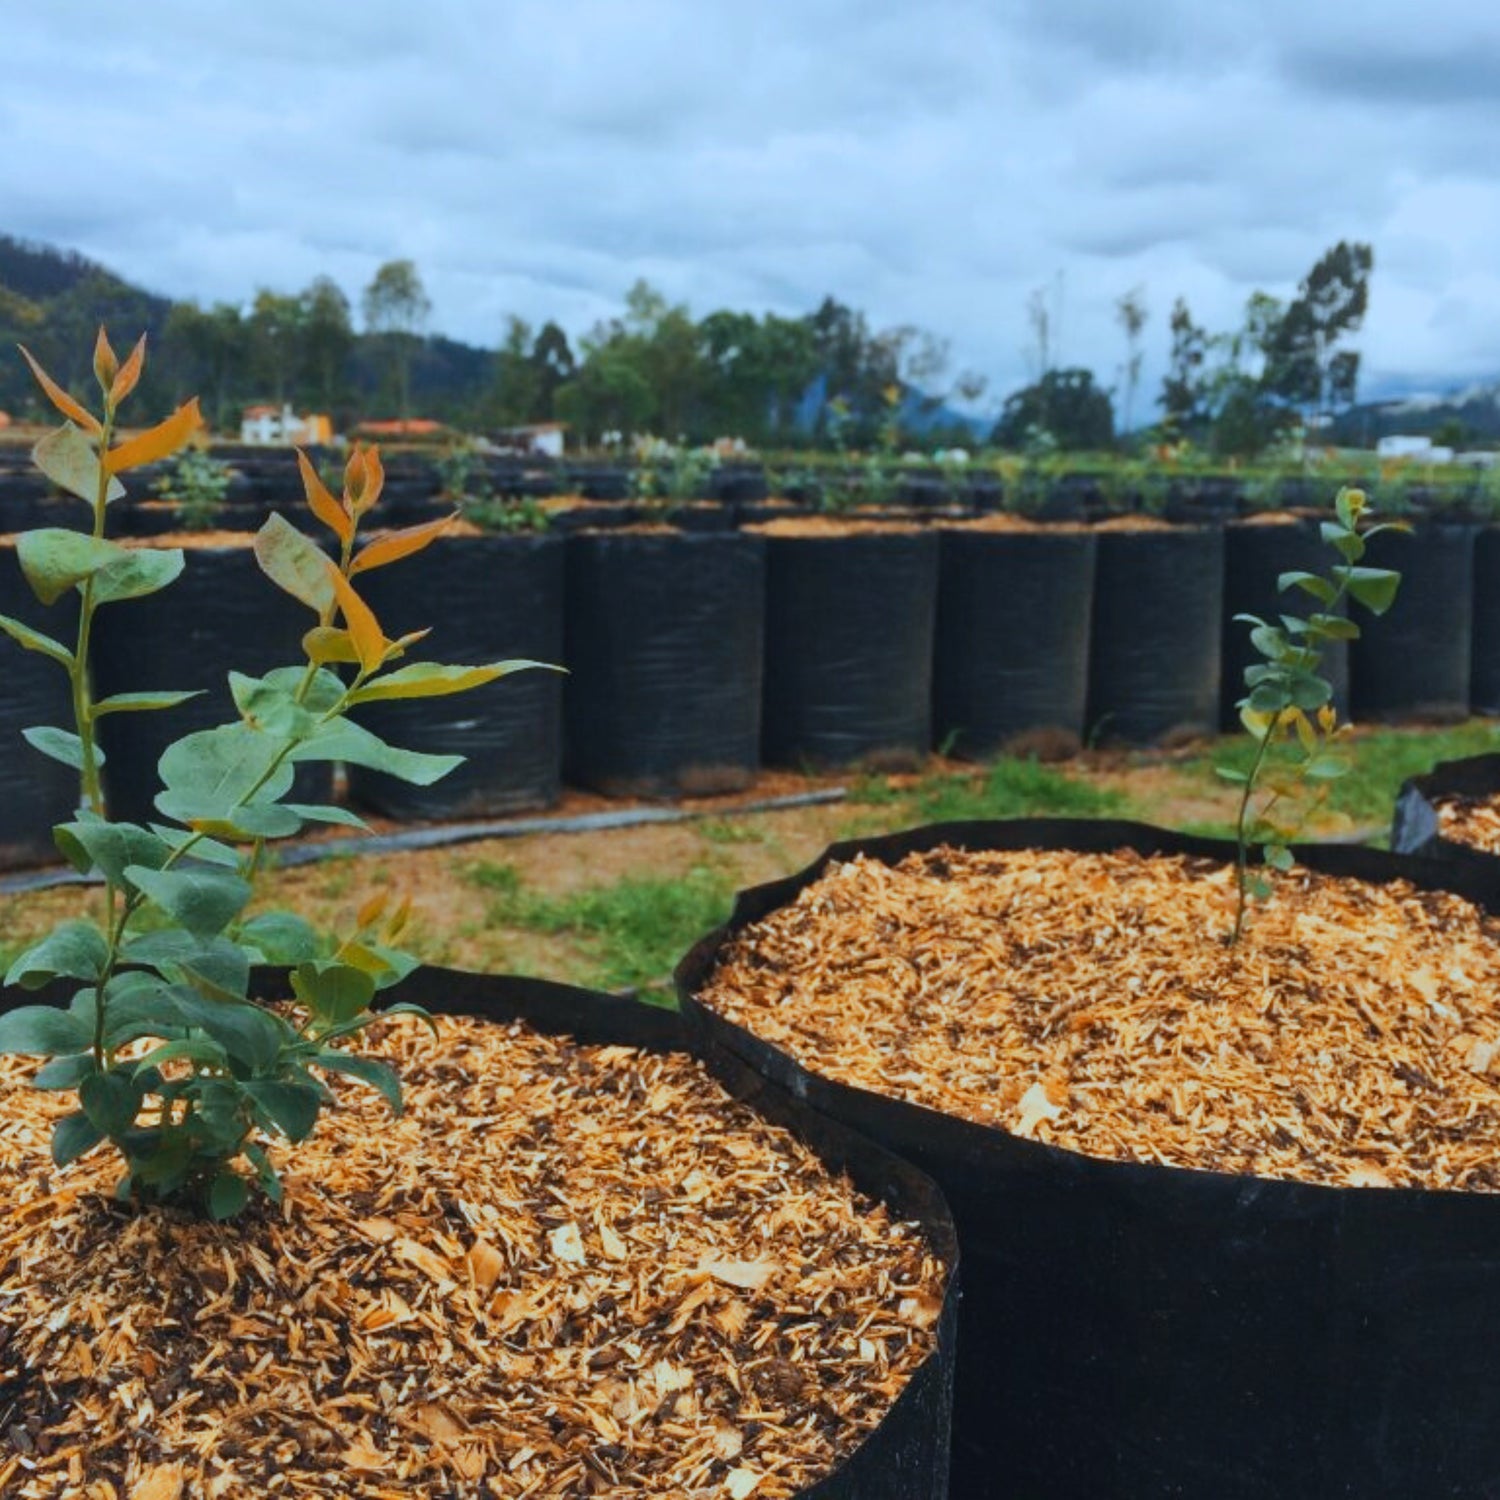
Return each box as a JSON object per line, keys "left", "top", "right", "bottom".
{"left": 0, "top": 1016, "right": 944, "bottom": 1498}
{"left": 699, "top": 845, "right": 1500, "bottom": 1191}
{"left": 1434, "top": 794, "right": 1500, "bottom": 854}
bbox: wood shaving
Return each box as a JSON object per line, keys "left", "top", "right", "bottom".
{"left": 0, "top": 1015, "right": 944, "bottom": 1497}
{"left": 1434, "top": 794, "right": 1500, "bottom": 854}
{"left": 699, "top": 845, "right": 1500, "bottom": 1191}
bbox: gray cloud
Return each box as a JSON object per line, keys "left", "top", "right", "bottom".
{"left": 5, "top": 0, "right": 1500, "bottom": 418}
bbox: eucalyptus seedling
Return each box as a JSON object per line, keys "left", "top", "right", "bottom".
{"left": 1222, "top": 486, "right": 1404, "bottom": 943}
{"left": 0, "top": 331, "right": 548, "bottom": 1217}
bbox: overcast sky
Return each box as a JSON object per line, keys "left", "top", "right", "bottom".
{"left": 6, "top": 1, "right": 1500, "bottom": 415}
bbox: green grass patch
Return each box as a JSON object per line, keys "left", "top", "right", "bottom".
{"left": 907, "top": 756, "right": 1133, "bottom": 824}
{"left": 460, "top": 859, "right": 735, "bottom": 998}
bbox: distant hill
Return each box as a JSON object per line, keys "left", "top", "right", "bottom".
{"left": 1330, "top": 381, "right": 1500, "bottom": 448}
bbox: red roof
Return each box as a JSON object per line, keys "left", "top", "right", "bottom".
{"left": 355, "top": 418, "right": 447, "bottom": 436}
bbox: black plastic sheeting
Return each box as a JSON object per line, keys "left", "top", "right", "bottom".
{"left": 1391, "top": 752, "right": 1500, "bottom": 884}
{"left": 1351, "top": 519, "right": 1476, "bottom": 723}
{"left": 346, "top": 534, "right": 565, "bottom": 819}
{"left": 761, "top": 528, "right": 939, "bottom": 770}
{"left": 91, "top": 541, "right": 332, "bottom": 825}
{"left": 0, "top": 966, "right": 959, "bottom": 1500}
{"left": 1470, "top": 527, "right": 1500, "bottom": 713}
{"left": 0, "top": 545, "right": 80, "bottom": 869}
{"left": 933, "top": 525, "right": 1097, "bottom": 758}
{"left": 564, "top": 531, "right": 765, "bottom": 797}
{"left": 677, "top": 817, "right": 1500, "bottom": 1500}
{"left": 1221, "top": 514, "right": 1351, "bottom": 728}
{"left": 1087, "top": 524, "right": 1224, "bottom": 744}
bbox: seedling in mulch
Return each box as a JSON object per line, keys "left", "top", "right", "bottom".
{"left": 0, "top": 330, "right": 549, "bottom": 1218}
{"left": 1223, "top": 486, "right": 1404, "bottom": 943}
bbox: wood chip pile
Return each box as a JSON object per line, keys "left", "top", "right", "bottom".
{"left": 0, "top": 1017, "right": 944, "bottom": 1498}
{"left": 700, "top": 846, "right": 1500, "bottom": 1191}
{"left": 1435, "top": 794, "right": 1500, "bottom": 854}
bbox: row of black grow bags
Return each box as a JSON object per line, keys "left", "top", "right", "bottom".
{"left": 0, "top": 966, "right": 959, "bottom": 1500}
{"left": 677, "top": 818, "right": 1500, "bottom": 1500}
{"left": 1391, "top": 751, "right": 1500, "bottom": 882}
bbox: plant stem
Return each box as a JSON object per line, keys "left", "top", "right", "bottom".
{"left": 1231, "top": 724, "right": 1277, "bottom": 946}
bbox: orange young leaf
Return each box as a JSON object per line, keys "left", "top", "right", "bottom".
{"left": 110, "top": 335, "right": 147, "bottom": 406}
{"left": 297, "top": 449, "right": 353, "bottom": 542}
{"left": 324, "top": 561, "right": 386, "bottom": 671}
{"left": 105, "top": 399, "right": 203, "bottom": 473}
{"left": 93, "top": 328, "right": 119, "bottom": 393}
{"left": 349, "top": 514, "right": 453, "bottom": 576}
{"left": 345, "top": 443, "right": 385, "bottom": 516}
{"left": 357, "top": 890, "right": 390, "bottom": 929}
{"left": 18, "top": 345, "right": 102, "bottom": 435}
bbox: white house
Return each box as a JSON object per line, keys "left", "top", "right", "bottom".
{"left": 241, "top": 404, "right": 333, "bottom": 446}
{"left": 1377, "top": 434, "right": 1455, "bottom": 463}
{"left": 494, "top": 422, "right": 566, "bottom": 459}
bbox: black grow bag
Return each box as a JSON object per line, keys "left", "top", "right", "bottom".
{"left": 1351, "top": 518, "right": 1476, "bottom": 723}
{"left": 678, "top": 817, "right": 1500, "bottom": 1500}
{"left": 760, "top": 526, "right": 939, "bottom": 770}
{"left": 1470, "top": 526, "right": 1500, "bottom": 714}
{"left": 1087, "top": 523, "right": 1224, "bottom": 744}
{"left": 92, "top": 540, "right": 332, "bottom": 825}
{"left": 0, "top": 545, "right": 79, "bottom": 869}
{"left": 1221, "top": 514, "right": 1350, "bottom": 728}
{"left": 933, "top": 524, "right": 1097, "bottom": 757}
{"left": 564, "top": 530, "right": 765, "bottom": 796}
{"left": 346, "top": 534, "right": 565, "bottom": 819}
{"left": 1391, "top": 751, "right": 1500, "bottom": 883}
{"left": 0, "top": 966, "right": 958, "bottom": 1500}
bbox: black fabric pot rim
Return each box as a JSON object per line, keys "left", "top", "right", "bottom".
{"left": 1392, "top": 751, "right": 1500, "bottom": 871}
{"left": 676, "top": 814, "right": 1500, "bottom": 1210}
{"left": 2, "top": 963, "right": 959, "bottom": 1500}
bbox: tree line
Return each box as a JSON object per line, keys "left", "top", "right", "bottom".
{"left": 0, "top": 232, "right": 1371, "bottom": 455}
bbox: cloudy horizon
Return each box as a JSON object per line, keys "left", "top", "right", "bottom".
{"left": 6, "top": 1, "right": 1500, "bottom": 418}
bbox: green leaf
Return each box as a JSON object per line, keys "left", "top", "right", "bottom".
{"left": 245, "top": 1079, "right": 323, "bottom": 1142}
{"left": 33, "top": 421, "right": 125, "bottom": 506}
{"left": 124, "top": 865, "right": 252, "bottom": 937}
{"left": 1277, "top": 570, "right": 1337, "bottom": 606}
{"left": 229, "top": 671, "right": 319, "bottom": 739}
{"left": 0, "top": 1004, "right": 94, "bottom": 1056}
{"left": 93, "top": 690, "right": 203, "bottom": 717}
{"left": 1264, "top": 844, "right": 1296, "bottom": 873}
{"left": 1305, "top": 755, "right": 1351, "bottom": 781}
{"left": 134, "top": 1036, "right": 229, "bottom": 1073}
{"left": 123, "top": 933, "right": 251, "bottom": 1002}
{"left": 313, "top": 1050, "right": 403, "bottom": 1114}
{"left": 208, "top": 1171, "right": 251, "bottom": 1220}
{"left": 17, "top": 528, "right": 126, "bottom": 605}
{"left": 32, "top": 1053, "right": 97, "bottom": 1091}
{"left": 1289, "top": 673, "right": 1334, "bottom": 711}
{"left": 93, "top": 547, "right": 185, "bottom": 605}
{"left": 51, "top": 1111, "right": 104, "bottom": 1166}
{"left": 80, "top": 1070, "right": 144, "bottom": 1136}
{"left": 254, "top": 513, "right": 334, "bottom": 614}
{"left": 1342, "top": 566, "right": 1401, "bottom": 617}
{"left": 1214, "top": 765, "right": 1249, "bottom": 785}
{"left": 154, "top": 722, "right": 295, "bottom": 830}
{"left": 291, "top": 962, "right": 376, "bottom": 1028}
{"left": 53, "top": 818, "right": 170, "bottom": 886}
{"left": 239, "top": 912, "right": 324, "bottom": 966}
{"left": 243, "top": 1141, "right": 283, "bottom": 1203}
{"left": 291, "top": 717, "right": 462, "bottom": 786}
{"left": 5, "top": 921, "right": 109, "bottom": 990}
{"left": 149, "top": 824, "right": 242, "bottom": 869}
{"left": 348, "top": 659, "right": 550, "bottom": 706}
{"left": 0, "top": 612, "right": 73, "bottom": 667}
{"left": 98, "top": 972, "right": 188, "bottom": 1048}
{"left": 284, "top": 803, "right": 369, "bottom": 830}
{"left": 170, "top": 993, "right": 286, "bottom": 1073}
{"left": 1248, "top": 624, "right": 1290, "bottom": 661}
{"left": 1305, "top": 613, "right": 1358, "bottom": 642}
{"left": 1248, "top": 682, "right": 1292, "bottom": 714}
{"left": 22, "top": 725, "right": 94, "bottom": 772}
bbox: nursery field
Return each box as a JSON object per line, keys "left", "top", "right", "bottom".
{"left": 3, "top": 720, "right": 1491, "bottom": 1004}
